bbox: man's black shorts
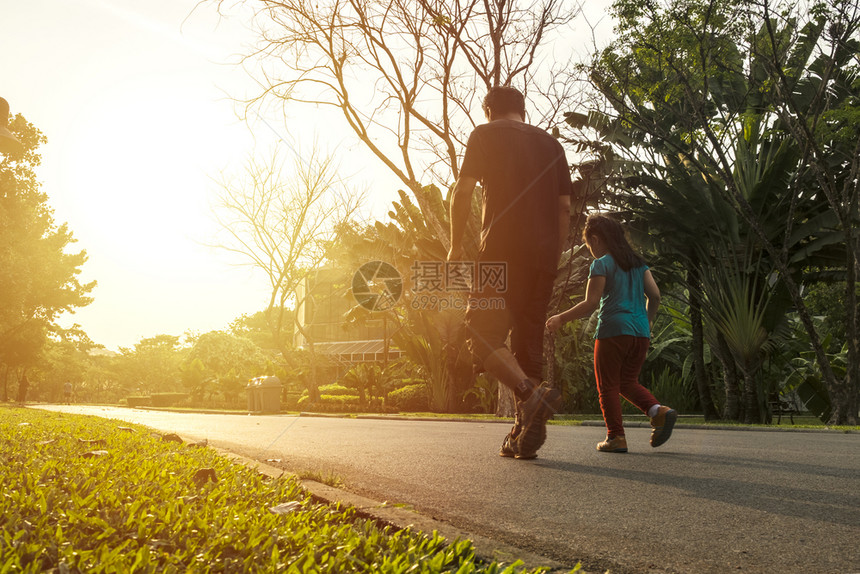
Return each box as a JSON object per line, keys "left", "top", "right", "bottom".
{"left": 465, "top": 265, "right": 556, "bottom": 380}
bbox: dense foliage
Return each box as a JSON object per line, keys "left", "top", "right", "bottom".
{"left": 0, "top": 113, "right": 94, "bottom": 402}
{"left": 560, "top": 0, "right": 860, "bottom": 424}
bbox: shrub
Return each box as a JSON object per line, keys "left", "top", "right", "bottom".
{"left": 284, "top": 392, "right": 302, "bottom": 410}
{"left": 126, "top": 396, "right": 152, "bottom": 408}
{"left": 317, "top": 384, "right": 354, "bottom": 397}
{"left": 387, "top": 384, "right": 429, "bottom": 412}
{"left": 296, "top": 393, "right": 360, "bottom": 410}
{"left": 297, "top": 402, "right": 397, "bottom": 414}
{"left": 150, "top": 393, "right": 190, "bottom": 407}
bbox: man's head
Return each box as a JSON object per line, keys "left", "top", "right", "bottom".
{"left": 482, "top": 86, "right": 525, "bottom": 121}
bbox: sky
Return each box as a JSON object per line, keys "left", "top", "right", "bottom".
{"left": 0, "top": 0, "right": 612, "bottom": 353}
{"left": 1, "top": 0, "right": 393, "bottom": 351}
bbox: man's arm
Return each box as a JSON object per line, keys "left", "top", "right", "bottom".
{"left": 557, "top": 194, "right": 571, "bottom": 263}
{"left": 447, "top": 175, "right": 478, "bottom": 261}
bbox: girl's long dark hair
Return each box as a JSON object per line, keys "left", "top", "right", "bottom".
{"left": 583, "top": 214, "right": 646, "bottom": 271}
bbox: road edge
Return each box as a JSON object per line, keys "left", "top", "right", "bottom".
{"left": 214, "top": 446, "right": 573, "bottom": 573}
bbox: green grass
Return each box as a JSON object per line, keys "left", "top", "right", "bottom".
{"left": 548, "top": 414, "right": 860, "bottom": 432}
{"left": 325, "top": 410, "right": 860, "bottom": 432}
{"left": 292, "top": 468, "right": 346, "bottom": 488}
{"left": 1, "top": 405, "right": 564, "bottom": 573}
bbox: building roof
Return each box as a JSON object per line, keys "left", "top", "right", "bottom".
{"left": 311, "top": 339, "right": 403, "bottom": 364}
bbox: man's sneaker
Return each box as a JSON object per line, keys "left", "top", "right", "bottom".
{"left": 650, "top": 406, "right": 677, "bottom": 447}
{"left": 499, "top": 408, "right": 522, "bottom": 458}
{"left": 596, "top": 435, "right": 628, "bottom": 453}
{"left": 500, "top": 432, "right": 538, "bottom": 459}
{"left": 515, "top": 383, "right": 561, "bottom": 459}
{"left": 499, "top": 432, "right": 518, "bottom": 457}
{"left": 499, "top": 406, "right": 539, "bottom": 459}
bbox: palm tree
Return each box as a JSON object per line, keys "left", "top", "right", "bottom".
{"left": 579, "top": 0, "right": 854, "bottom": 422}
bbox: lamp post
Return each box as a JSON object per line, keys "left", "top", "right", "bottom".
{"left": 0, "top": 97, "right": 24, "bottom": 155}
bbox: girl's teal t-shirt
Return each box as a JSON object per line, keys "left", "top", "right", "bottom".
{"left": 589, "top": 254, "right": 650, "bottom": 339}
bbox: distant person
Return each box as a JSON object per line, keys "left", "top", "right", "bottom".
{"left": 64, "top": 381, "right": 73, "bottom": 405}
{"left": 448, "top": 86, "right": 572, "bottom": 459}
{"left": 546, "top": 214, "right": 677, "bottom": 452}
{"left": 17, "top": 372, "right": 29, "bottom": 404}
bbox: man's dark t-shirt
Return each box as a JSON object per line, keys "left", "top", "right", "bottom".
{"left": 459, "top": 119, "right": 572, "bottom": 274}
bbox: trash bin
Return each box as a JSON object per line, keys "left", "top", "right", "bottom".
{"left": 246, "top": 378, "right": 262, "bottom": 414}
{"left": 258, "top": 376, "right": 282, "bottom": 414}
{"left": 253, "top": 379, "right": 263, "bottom": 412}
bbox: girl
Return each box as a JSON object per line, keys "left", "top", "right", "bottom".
{"left": 546, "top": 214, "right": 676, "bottom": 452}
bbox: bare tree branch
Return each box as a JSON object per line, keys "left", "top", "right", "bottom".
{"left": 213, "top": 0, "right": 581, "bottom": 247}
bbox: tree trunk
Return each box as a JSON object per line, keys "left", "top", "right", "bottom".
{"left": 687, "top": 265, "right": 720, "bottom": 420}
{"left": 444, "top": 342, "right": 460, "bottom": 413}
{"left": 307, "top": 341, "right": 320, "bottom": 403}
{"left": 740, "top": 359, "right": 765, "bottom": 424}
{"left": 833, "top": 227, "right": 860, "bottom": 425}
{"left": 715, "top": 333, "right": 741, "bottom": 421}
{"left": 496, "top": 384, "right": 516, "bottom": 418}
{"left": 741, "top": 372, "right": 759, "bottom": 424}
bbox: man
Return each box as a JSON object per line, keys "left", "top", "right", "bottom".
{"left": 17, "top": 372, "right": 29, "bottom": 404}
{"left": 447, "top": 86, "right": 572, "bottom": 459}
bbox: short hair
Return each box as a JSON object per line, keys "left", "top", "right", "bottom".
{"left": 482, "top": 87, "right": 525, "bottom": 119}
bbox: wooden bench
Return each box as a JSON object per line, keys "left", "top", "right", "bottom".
{"left": 769, "top": 398, "right": 798, "bottom": 425}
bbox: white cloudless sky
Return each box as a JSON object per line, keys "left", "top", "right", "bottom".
{"left": 0, "top": 0, "right": 400, "bottom": 351}
{"left": 1, "top": 0, "right": 613, "bottom": 352}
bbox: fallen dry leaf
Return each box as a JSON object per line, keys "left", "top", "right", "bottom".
{"left": 192, "top": 468, "right": 217, "bottom": 487}
{"left": 269, "top": 501, "right": 302, "bottom": 515}
{"left": 82, "top": 450, "right": 109, "bottom": 458}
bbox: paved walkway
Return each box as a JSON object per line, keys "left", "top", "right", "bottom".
{"left": 33, "top": 405, "right": 860, "bottom": 574}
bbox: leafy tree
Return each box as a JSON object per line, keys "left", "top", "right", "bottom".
{"left": 29, "top": 326, "right": 97, "bottom": 402}
{"left": 0, "top": 111, "right": 94, "bottom": 393}
{"left": 0, "top": 321, "right": 46, "bottom": 402}
{"left": 754, "top": 0, "right": 860, "bottom": 423}
{"left": 118, "top": 335, "right": 185, "bottom": 396}
{"left": 229, "top": 309, "right": 290, "bottom": 352}
{"left": 581, "top": 0, "right": 859, "bottom": 423}
{"left": 183, "top": 331, "right": 269, "bottom": 405}
{"left": 83, "top": 352, "right": 128, "bottom": 404}
{"left": 339, "top": 362, "right": 397, "bottom": 405}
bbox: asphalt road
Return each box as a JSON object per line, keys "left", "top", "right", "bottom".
{"left": 33, "top": 405, "right": 860, "bottom": 574}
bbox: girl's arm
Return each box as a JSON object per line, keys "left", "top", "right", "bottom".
{"left": 546, "top": 275, "right": 606, "bottom": 332}
{"left": 643, "top": 269, "right": 661, "bottom": 328}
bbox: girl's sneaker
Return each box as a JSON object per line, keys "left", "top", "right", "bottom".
{"left": 650, "top": 406, "right": 677, "bottom": 447}
{"left": 596, "top": 436, "right": 628, "bottom": 453}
